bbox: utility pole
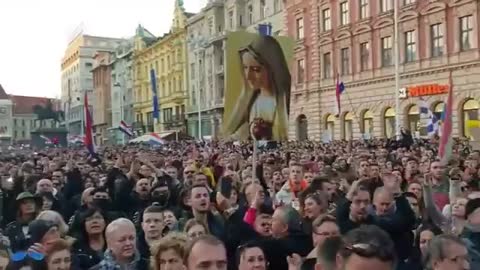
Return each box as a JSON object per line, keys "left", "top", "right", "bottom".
{"left": 394, "top": 0, "right": 401, "bottom": 139}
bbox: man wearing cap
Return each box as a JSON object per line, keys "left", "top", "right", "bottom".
{"left": 5, "top": 192, "right": 41, "bottom": 252}
{"left": 461, "top": 198, "right": 480, "bottom": 269}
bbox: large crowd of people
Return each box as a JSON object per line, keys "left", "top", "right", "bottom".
{"left": 0, "top": 136, "right": 478, "bottom": 270}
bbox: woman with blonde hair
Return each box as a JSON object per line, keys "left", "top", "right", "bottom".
{"left": 150, "top": 232, "right": 188, "bottom": 270}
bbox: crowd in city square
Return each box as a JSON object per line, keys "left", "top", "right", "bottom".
{"left": 0, "top": 134, "right": 477, "bottom": 270}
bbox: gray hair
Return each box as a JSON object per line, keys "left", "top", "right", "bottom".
{"left": 106, "top": 218, "right": 135, "bottom": 239}
{"left": 424, "top": 234, "right": 466, "bottom": 270}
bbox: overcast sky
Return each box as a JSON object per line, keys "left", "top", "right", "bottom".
{"left": 0, "top": 0, "right": 207, "bottom": 98}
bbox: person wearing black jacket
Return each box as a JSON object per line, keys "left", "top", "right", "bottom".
{"left": 71, "top": 208, "right": 107, "bottom": 269}
{"left": 336, "top": 180, "right": 416, "bottom": 268}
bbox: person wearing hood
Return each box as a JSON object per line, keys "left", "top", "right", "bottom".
{"left": 5, "top": 192, "right": 42, "bottom": 252}
{"left": 90, "top": 218, "right": 148, "bottom": 270}
{"left": 223, "top": 35, "right": 291, "bottom": 142}
{"left": 461, "top": 198, "right": 480, "bottom": 269}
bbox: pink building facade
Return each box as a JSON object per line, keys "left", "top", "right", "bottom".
{"left": 286, "top": 0, "right": 480, "bottom": 140}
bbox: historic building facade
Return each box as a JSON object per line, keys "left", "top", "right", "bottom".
{"left": 60, "top": 34, "right": 123, "bottom": 135}
{"left": 132, "top": 0, "right": 192, "bottom": 135}
{"left": 109, "top": 39, "right": 135, "bottom": 144}
{"left": 287, "top": 0, "right": 480, "bottom": 140}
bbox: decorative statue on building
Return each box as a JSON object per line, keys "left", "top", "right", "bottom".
{"left": 32, "top": 100, "right": 65, "bottom": 127}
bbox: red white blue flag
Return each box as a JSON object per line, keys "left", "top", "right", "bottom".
{"left": 335, "top": 73, "right": 345, "bottom": 116}
{"left": 439, "top": 72, "right": 453, "bottom": 164}
{"left": 83, "top": 92, "right": 96, "bottom": 156}
{"left": 119, "top": 120, "right": 134, "bottom": 137}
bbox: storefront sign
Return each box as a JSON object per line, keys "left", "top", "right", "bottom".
{"left": 407, "top": 84, "right": 449, "bottom": 97}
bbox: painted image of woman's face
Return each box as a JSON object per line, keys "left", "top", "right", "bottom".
{"left": 242, "top": 52, "right": 269, "bottom": 90}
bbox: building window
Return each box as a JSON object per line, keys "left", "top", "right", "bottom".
{"left": 323, "top": 52, "right": 331, "bottom": 78}
{"left": 191, "top": 63, "right": 195, "bottom": 79}
{"left": 274, "top": 0, "right": 280, "bottom": 12}
{"left": 13, "top": 119, "right": 16, "bottom": 126}
{"left": 407, "top": 105, "right": 420, "bottom": 133}
{"left": 340, "top": 48, "right": 350, "bottom": 75}
{"left": 381, "top": 36, "right": 393, "bottom": 67}
{"left": 260, "top": 0, "right": 266, "bottom": 19}
{"left": 343, "top": 112, "right": 354, "bottom": 140}
{"left": 431, "top": 24, "right": 443, "bottom": 57}
{"left": 362, "top": 110, "right": 374, "bottom": 135}
{"left": 296, "top": 17, "right": 304, "bottom": 39}
{"left": 228, "top": 10, "right": 234, "bottom": 29}
{"left": 384, "top": 107, "right": 395, "bottom": 138}
{"left": 463, "top": 99, "right": 479, "bottom": 136}
{"left": 380, "top": 0, "right": 392, "bottom": 13}
{"left": 405, "top": 30, "right": 416, "bottom": 62}
{"left": 248, "top": 5, "right": 253, "bottom": 25}
{"left": 359, "top": 0, "right": 369, "bottom": 19}
{"left": 297, "top": 59, "right": 305, "bottom": 83}
{"left": 326, "top": 114, "right": 335, "bottom": 140}
{"left": 360, "top": 42, "right": 369, "bottom": 71}
{"left": 460, "top": 15, "right": 473, "bottom": 51}
{"left": 322, "top": 9, "right": 331, "bottom": 31}
{"left": 340, "top": 2, "right": 349, "bottom": 25}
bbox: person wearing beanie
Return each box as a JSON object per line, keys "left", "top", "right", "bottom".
{"left": 28, "top": 219, "right": 61, "bottom": 254}
{"left": 461, "top": 198, "right": 480, "bottom": 269}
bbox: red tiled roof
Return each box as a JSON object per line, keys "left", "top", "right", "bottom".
{"left": 0, "top": 84, "right": 9, "bottom": 99}
{"left": 9, "top": 95, "right": 60, "bottom": 115}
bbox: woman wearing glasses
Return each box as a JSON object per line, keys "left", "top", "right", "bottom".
{"left": 71, "top": 208, "right": 106, "bottom": 269}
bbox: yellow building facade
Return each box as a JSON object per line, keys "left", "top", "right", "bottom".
{"left": 132, "top": 0, "right": 192, "bottom": 134}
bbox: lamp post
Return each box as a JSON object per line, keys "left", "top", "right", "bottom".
{"left": 114, "top": 82, "right": 124, "bottom": 144}
{"left": 394, "top": 0, "right": 401, "bottom": 139}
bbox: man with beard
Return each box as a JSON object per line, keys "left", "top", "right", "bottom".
{"left": 138, "top": 205, "right": 165, "bottom": 260}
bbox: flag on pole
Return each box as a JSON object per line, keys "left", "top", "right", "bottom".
{"left": 150, "top": 69, "right": 160, "bottom": 122}
{"left": 83, "top": 92, "right": 96, "bottom": 156}
{"left": 119, "top": 120, "right": 134, "bottom": 137}
{"left": 438, "top": 73, "right": 453, "bottom": 164}
{"left": 334, "top": 73, "right": 345, "bottom": 116}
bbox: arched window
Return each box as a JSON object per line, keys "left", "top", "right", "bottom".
{"left": 407, "top": 105, "right": 420, "bottom": 132}
{"left": 463, "top": 99, "right": 480, "bottom": 136}
{"left": 326, "top": 114, "right": 335, "bottom": 140}
{"left": 297, "top": 114, "right": 308, "bottom": 141}
{"left": 384, "top": 107, "right": 395, "bottom": 138}
{"left": 343, "top": 112, "right": 354, "bottom": 140}
{"left": 362, "top": 110, "right": 374, "bottom": 135}
{"left": 433, "top": 102, "right": 444, "bottom": 120}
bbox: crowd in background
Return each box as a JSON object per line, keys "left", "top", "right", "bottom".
{"left": 0, "top": 136, "right": 477, "bottom": 270}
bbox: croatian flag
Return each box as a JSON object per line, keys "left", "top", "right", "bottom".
{"left": 439, "top": 73, "right": 453, "bottom": 164}
{"left": 335, "top": 74, "right": 345, "bottom": 116}
{"left": 119, "top": 120, "right": 134, "bottom": 137}
{"left": 83, "top": 92, "right": 96, "bottom": 156}
{"left": 419, "top": 97, "right": 439, "bottom": 136}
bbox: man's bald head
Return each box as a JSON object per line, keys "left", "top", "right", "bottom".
{"left": 36, "top": 179, "right": 53, "bottom": 193}
{"left": 373, "top": 187, "right": 394, "bottom": 216}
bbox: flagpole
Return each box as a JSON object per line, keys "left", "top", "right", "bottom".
{"left": 197, "top": 75, "right": 202, "bottom": 140}
{"left": 394, "top": 0, "right": 401, "bottom": 140}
